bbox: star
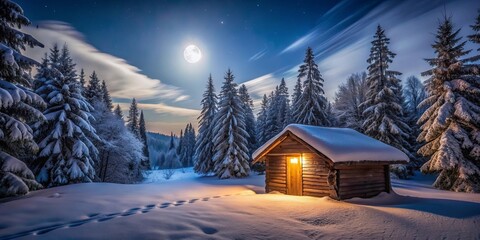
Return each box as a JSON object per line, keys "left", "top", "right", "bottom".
{"left": 220, "top": 20, "right": 224, "bottom": 24}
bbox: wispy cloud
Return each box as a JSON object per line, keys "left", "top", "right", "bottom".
{"left": 23, "top": 21, "right": 189, "bottom": 102}
{"left": 117, "top": 102, "right": 199, "bottom": 117}
{"left": 248, "top": 48, "right": 267, "bottom": 61}
{"left": 280, "top": 31, "right": 317, "bottom": 54}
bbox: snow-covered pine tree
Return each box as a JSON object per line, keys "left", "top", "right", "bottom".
{"left": 101, "top": 80, "right": 113, "bottom": 111}
{"left": 0, "top": 0, "right": 46, "bottom": 197}
{"left": 467, "top": 10, "right": 480, "bottom": 107}
{"left": 361, "top": 25, "right": 411, "bottom": 178}
{"left": 212, "top": 69, "right": 250, "bottom": 178}
{"left": 85, "top": 71, "right": 102, "bottom": 104}
{"left": 291, "top": 47, "right": 329, "bottom": 126}
{"left": 194, "top": 74, "right": 217, "bottom": 174}
{"left": 276, "top": 78, "right": 291, "bottom": 128}
{"left": 264, "top": 90, "right": 279, "bottom": 140}
{"left": 178, "top": 124, "right": 195, "bottom": 167}
{"left": 79, "top": 68, "right": 86, "bottom": 93}
{"left": 176, "top": 129, "right": 184, "bottom": 159}
{"left": 418, "top": 17, "right": 480, "bottom": 192}
{"left": 34, "top": 50, "right": 99, "bottom": 186}
{"left": 184, "top": 123, "right": 196, "bottom": 167}
{"left": 169, "top": 132, "right": 176, "bottom": 150}
{"left": 138, "top": 110, "right": 150, "bottom": 169}
{"left": 58, "top": 44, "right": 76, "bottom": 83}
{"left": 48, "top": 43, "right": 60, "bottom": 69}
{"left": 292, "top": 78, "right": 302, "bottom": 107}
{"left": 114, "top": 104, "right": 123, "bottom": 120}
{"left": 255, "top": 94, "right": 269, "bottom": 145}
{"left": 468, "top": 10, "right": 480, "bottom": 62}
{"left": 333, "top": 72, "right": 368, "bottom": 131}
{"left": 403, "top": 75, "right": 427, "bottom": 168}
{"left": 165, "top": 132, "right": 181, "bottom": 169}
{"left": 253, "top": 95, "right": 270, "bottom": 175}
{"left": 127, "top": 98, "right": 140, "bottom": 136}
{"left": 238, "top": 84, "right": 257, "bottom": 158}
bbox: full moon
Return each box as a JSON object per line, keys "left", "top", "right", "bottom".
{"left": 184, "top": 45, "right": 202, "bottom": 63}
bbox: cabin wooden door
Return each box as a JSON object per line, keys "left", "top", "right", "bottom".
{"left": 286, "top": 155, "right": 302, "bottom": 196}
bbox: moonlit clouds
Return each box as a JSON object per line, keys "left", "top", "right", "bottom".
{"left": 23, "top": 21, "right": 189, "bottom": 102}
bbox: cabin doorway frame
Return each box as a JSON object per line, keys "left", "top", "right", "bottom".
{"left": 286, "top": 154, "right": 303, "bottom": 196}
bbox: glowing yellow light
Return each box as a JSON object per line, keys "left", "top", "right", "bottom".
{"left": 290, "top": 157, "right": 299, "bottom": 164}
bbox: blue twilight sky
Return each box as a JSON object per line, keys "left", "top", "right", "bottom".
{"left": 17, "top": 0, "right": 479, "bottom": 134}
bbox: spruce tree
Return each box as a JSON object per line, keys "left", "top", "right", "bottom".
{"left": 212, "top": 69, "right": 250, "bottom": 178}
{"left": 177, "top": 129, "right": 184, "bottom": 157}
{"left": 101, "top": 80, "right": 113, "bottom": 111}
{"left": 361, "top": 25, "right": 411, "bottom": 178}
{"left": 169, "top": 132, "right": 176, "bottom": 150}
{"left": 127, "top": 98, "right": 140, "bottom": 136}
{"left": 291, "top": 47, "right": 329, "bottom": 126}
{"left": 85, "top": 71, "right": 102, "bottom": 104}
{"left": 468, "top": 10, "right": 480, "bottom": 61}
{"left": 0, "top": 0, "right": 45, "bottom": 197}
{"left": 276, "top": 78, "right": 291, "bottom": 128}
{"left": 183, "top": 123, "right": 196, "bottom": 167}
{"left": 264, "top": 90, "right": 279, "bottom": 140}
{"left": 292, "top": 78, "right": 302, "bottom": 106}
{"left": 418, "top": 17, "right": 480, "bottom": 192}
{"left": 79, "top": 68, "right": 86, "bottom": 93}
{"left": 34, "top": 51, "right": 99, "bottom": 186}
{"left": 138, "top": 110, "right": 150, "bottom": 169}
{"left": 114, "top": 104, "right": 123, "bottom": 120}
{"left": 467, "top": 10, "right": 480, "bottom": 107}
{"left": 238, "top": 84, "right": 257, "bottom": 159}
{"left": 48, "top": 43, "right": 60, "bottom": 68}
{"left": 255, "top": 94, "right": 269, "bottom": 145}
{"left": 194, "top": 75, "right": 217, "bottom": 174}
{"left": 58, "top": 44, "right": 76, "bottom": 83}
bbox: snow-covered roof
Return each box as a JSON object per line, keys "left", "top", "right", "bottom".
{"left": 253, "top": 124, "right": 409, "bottom": 164}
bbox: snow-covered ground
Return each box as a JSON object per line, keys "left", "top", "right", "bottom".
{"left": 0, "top": 170, "right": 479, "bottom": 239}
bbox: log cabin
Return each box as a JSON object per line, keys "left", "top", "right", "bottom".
{"left": 252, "top": 124, "right": 409, "bottom": 200}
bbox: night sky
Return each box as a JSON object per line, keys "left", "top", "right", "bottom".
{"left": 17, "top": 0, "right": 479, "bottom": 134}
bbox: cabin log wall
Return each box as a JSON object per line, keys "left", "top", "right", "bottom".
{"left": 301, "top": 153, "right": 329, "bottom": 197}
{"left": 337, "top": 165, "right": 387, "bottom": 199}
{"left": 265, "top": 155, "right": 286, "bottom": 193}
